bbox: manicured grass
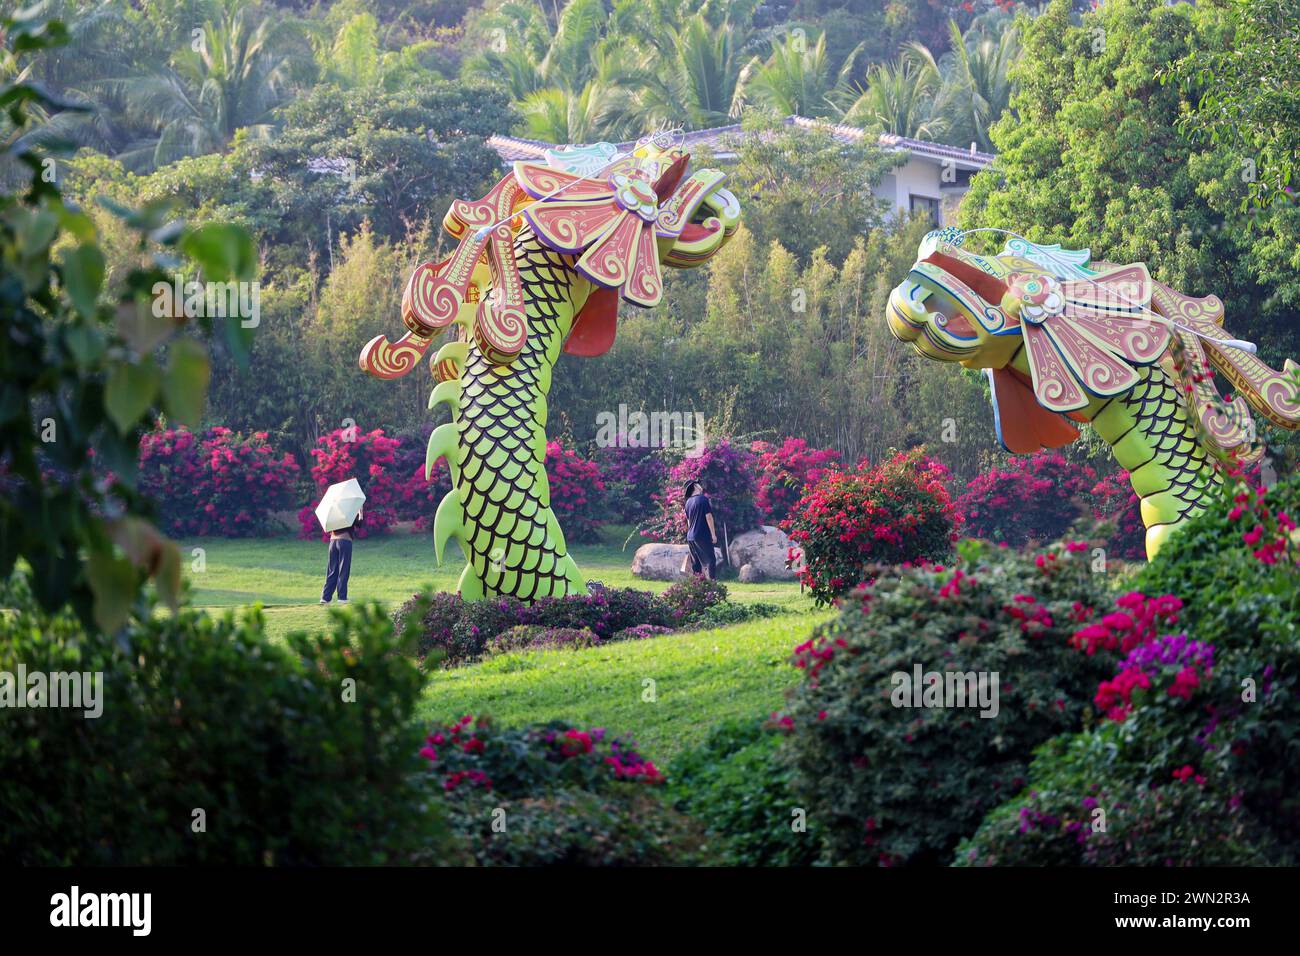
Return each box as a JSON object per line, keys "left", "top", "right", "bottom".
{"left": 182, "top": 526, "right": 813, "bottom": 642}
{"left": 417, "top": 611, "right": 834, "bottom": 762}
{"left": 179, "top": 526, "right": 823, "bottom": 760}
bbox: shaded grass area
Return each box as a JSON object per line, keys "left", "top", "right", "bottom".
{"left": 417, "top": 612, "right": 833, "bottom": 762}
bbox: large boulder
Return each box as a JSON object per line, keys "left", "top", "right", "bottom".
{"left": 631, "top": 543, "right": 723, "bottom": 581}
{"left": 727, "top": 526, "right": 800, "bottom": 581}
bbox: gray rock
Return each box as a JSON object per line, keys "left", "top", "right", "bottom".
{"left": 631, "top": 542, "right": 723, "bottom": 581}
{"left": 727, "top": 525, "right": 800, "bottom": 580}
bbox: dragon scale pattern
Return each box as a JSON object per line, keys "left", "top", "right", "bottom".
{"left": 442, "top": 227, "right": 588, "bottom": 601}
{"left": 1089, "top": 363, "right": 1221, "bottom": 556}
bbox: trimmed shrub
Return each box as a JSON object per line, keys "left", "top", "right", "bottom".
{"left": 297, "top": 427, "right": 401, "bottom": 538}
{"left": 955, "top": 451, "right": 1096, "bottom": 548}
{"left": 545, "top": 440, "right": 606, "bottom": 543}
{"left": 394, "top": 585, "right": 679, "bottom": 665}
{"left": 420, "top": 715, "right": 699, "bottom": 865}
{"left": 668, "top": 718, "right": 819, "bottom": 866}
{"left": 640, "top": 438, "right": 761, "bottom": 542}
{"left": 780, "top": 542, "right": 1121, "bottom": 866}
{"left": 0, "top": 580, "right": 452, "bottom": 865}
{"left": 139, "top": 426, "right": 300, "bottom": 537}
{"left": 692, "top": 600, "right": 785, "bottom": 629}
{"left": 782, "top": 449, "right": 960, "bottom": 605}
{"left": 487, "top": 625, "right": 601, "bottom": 655}
{"left": 611, "top": 624, "right": 676, "bottom": 641}
{"left": 752, "top": 438, "right": 841, "bottom": 525}
{"left": 659, "top": 575, "right": 729, "bottom": 623}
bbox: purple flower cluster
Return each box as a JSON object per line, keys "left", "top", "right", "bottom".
{"left": 1121, "top": 633, "right": 1215, "bottom": 676}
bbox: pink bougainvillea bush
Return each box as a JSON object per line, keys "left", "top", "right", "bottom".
{"left": 777, "top": 543, "right": 1120, "bottom": 866}
{"left": 640, "top": 438, "right": 761, "bottom": 542}
{"left": 781, "top": 449, "right": 961, "bottom": 605}
{"left": 545, "top": 441, "right": 606, "bottom": 543}
{"left": 420, "top": 715, "right": 701, "bottom": 865}
{"left": 958, "top": 474, "right": 1300, "bottom": 867}
{"left": 139, "top": 426, "right": 300, "bottom": 537}
{"left": 956, "top": 451, "right": 1097, "bottom": 548}
{"left": 751, "top": 438, "right": 841, "bottom": 524}
{"left": 1088, "top": 470, "right": 1146, "bottom": 560}
{"left": 297, "top": 428, "right": 401, "bottom": 539}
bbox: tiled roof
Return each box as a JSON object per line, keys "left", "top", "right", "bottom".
{"left": 485, "top": 114, "right": 995, "bottom": 169}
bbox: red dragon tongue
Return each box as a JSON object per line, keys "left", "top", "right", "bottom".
{"left": 654, "top": 154, "right": 690, "bottom": 201}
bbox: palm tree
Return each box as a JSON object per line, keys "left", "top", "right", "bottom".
{"left": 622, "top": 12, "right": 750, "bottom": 129}
{"left": 841, "top": 18, "right": 1018, "bottom": 147}
{"left": 941, "top": 17, "right": 1018, "bottom": 151}
{"left": 736, "top": 30, "right": 862, "bottom": 120}
{"left": 114, "top": 0, "right": 305, "bottom": 170}
{"left": 841, "top": 47, "right": 947, "bottom": 139}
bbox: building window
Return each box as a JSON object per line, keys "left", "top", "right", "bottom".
{"left": 910, "top": 194, "right": 941, "bottom": 223}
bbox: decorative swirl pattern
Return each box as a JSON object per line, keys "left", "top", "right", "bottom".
{"left": 358, "top": 330, "right": 433, "bottom": 380}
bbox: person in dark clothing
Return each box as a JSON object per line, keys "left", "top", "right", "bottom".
{"left": 321, "top": 509, "right": 363, "bottom": 604}
{"left": 683, "top": 481, "right": 718, "bottom": 580}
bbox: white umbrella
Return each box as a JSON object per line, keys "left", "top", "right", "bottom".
{"left": 315, "top": 478, "right": 366, "bottom": 533}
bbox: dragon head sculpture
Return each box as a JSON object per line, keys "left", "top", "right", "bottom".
{"left": 888, "top": 228, "right": 1300, "bottom": 559}
{"left": 358, "top": 132, "right": 739, "bottom": 602}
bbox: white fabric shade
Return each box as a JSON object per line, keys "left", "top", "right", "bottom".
{"left": 315, "top": 478, "right": 366, "bottom": 532}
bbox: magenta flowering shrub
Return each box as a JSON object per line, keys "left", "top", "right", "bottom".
{"left": 297, "top": 428, "right": 400, "bottom": 539}
{"left": 780, "top": 543, "right": 1119, "bottom": 865}
{"left": 595, "top": 441, "right": 668, "bottom": 524}
{"left": 751, "top": 438, "right": 841, "bottom": 524}
{"left": 420, "top": 715, "right": 664, "bottom": 794}
{"left": 544, "top": 441, "right": 606, "bottom": 543}
{"left": 640, "top": 438, "right": 761, "bottom": 542}
{"left": 139, "top": 426, "right": 300, "bottom": 537}
{"left": 956, "top": 451, "right": 1097, "bottom": 548}
{"left": 959, "top": 473, "right": 1300, "bottom": 865}
{"left": 388, "top": 424, "right": 451, "bottom": 528}
{"left": 1088, "top": 471, "right": 1146, "bottom": 560}
{"left": 422, "top": 716, "right": 703, "bottom": 866}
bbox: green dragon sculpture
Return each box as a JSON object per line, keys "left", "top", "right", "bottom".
{"left": 358, "top": 134, "right": 739, "bottom": 601}
{"left": 888, "top": 228, "right": 1300, "bottom": 559}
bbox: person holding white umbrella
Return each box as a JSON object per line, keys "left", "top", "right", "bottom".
{"left": 316, "top": 478, "right": 366, "bottom": 605}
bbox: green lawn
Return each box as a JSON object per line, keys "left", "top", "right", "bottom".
{"left": 183, "top": 526, "right": 812, "bottom": 641}
{"left": 417, "top": 612, "right": 832, "bottom": 761}
{"left": 181, "top": 527, "right": 824, "bottom": 758}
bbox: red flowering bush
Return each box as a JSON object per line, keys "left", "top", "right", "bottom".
{"left": 1088, "top": 471, "right": 1146, "bottom": 560}
{"left": 297, "top": 428, "right": 401, "bottom": 539}
{"left": 956, "top": 451, "right": 1097, "bottom": 548}
{"left": 781, "top": 542, "right": 1118, "bottom": 865}
{"left": 640, "top": 438, "right": 762, "bottom": 542}
{"left": 139, "top": 426, "right": 300, "bottom": 537}
{"left": 545, "top": 441, "right": 606, "bottom": 543}
{"left": 781, "top": 449, "right": 960, "bottom": 605}
{"left": 751, "top": 438, "right": 841, "bottom": 524}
